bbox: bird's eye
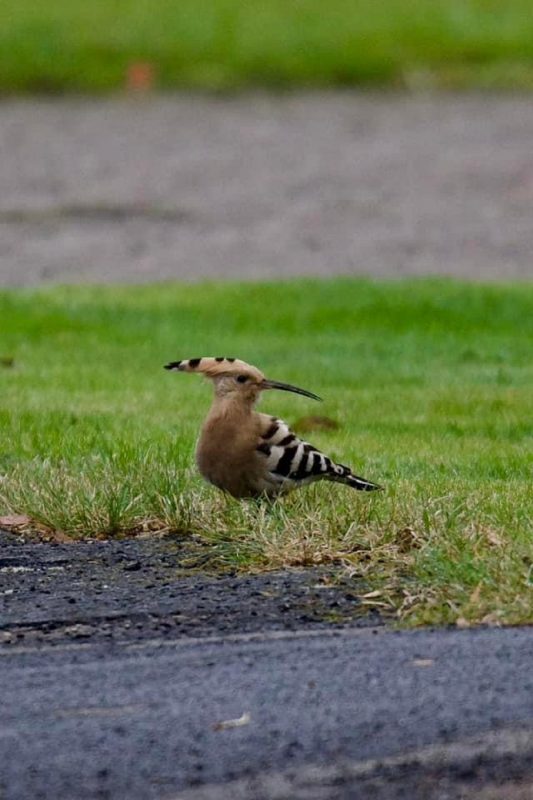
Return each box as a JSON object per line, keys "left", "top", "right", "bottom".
{"left": 236, "top": 375, "right": 248, "bottom": 383}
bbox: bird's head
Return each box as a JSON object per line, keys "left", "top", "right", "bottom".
{"left": 164, "top": 357, "right": 321, "bottom": 404}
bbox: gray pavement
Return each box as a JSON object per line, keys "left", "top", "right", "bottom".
{"left": 2, "top": 626, "right": 533, "bottom": 799}
{"left": 1, "top": 93, "right": 533, "bottom": 285}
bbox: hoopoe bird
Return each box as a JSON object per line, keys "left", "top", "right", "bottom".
{"left": 164, "top": 357, "right": 381, "bottom": 499}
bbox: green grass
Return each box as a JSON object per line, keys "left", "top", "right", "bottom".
{"left": 3, "top": 0, "right": 533, "bottom": 93}
{"left": 1, "top": 278, "right": 532, "bottom": 626}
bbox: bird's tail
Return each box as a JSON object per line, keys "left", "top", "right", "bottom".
{"left": 329, "top": 463, "right": 382, "bottom": 492}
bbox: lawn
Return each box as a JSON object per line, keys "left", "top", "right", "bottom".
{"left": 2, "top": 0, "right": 533, "bottom": 93}
{"left": 1, "top": 278, "right": 532, "bottom": 626}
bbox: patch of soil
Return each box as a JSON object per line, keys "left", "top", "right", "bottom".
{"left": 0, "top": 530, "right": 382, "bottom": 647}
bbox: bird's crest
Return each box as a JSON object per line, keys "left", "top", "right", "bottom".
{"left": 165, "top": 357, "right": 322, "bottom": 400}
{"left": 164, "top": 357, "right": 264, "bottom": 381}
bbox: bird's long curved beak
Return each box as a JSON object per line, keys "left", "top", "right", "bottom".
{"left": 262, "top": 379, "right": 322, "bottom": 401}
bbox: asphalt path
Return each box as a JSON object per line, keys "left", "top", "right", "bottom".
{"left": 1, "top": 93, "right": 533, "bottom": 285}
{"left": 2, "top": 626, "right": 533, "bottom": 799}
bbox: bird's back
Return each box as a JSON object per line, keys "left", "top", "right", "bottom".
{"left": 254, "top": 414, "right": 380, "bottom": 496}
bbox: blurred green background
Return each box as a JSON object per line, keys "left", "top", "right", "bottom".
{"left": 2, "top": 0, "right": 533, "bottom": 93}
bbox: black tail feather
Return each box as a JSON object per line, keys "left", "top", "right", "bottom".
{"left": 329, "top": 463, "right": 382, "bottom": 491}
{"left": 345, "top": 473, "right": 382, "bottom": 491}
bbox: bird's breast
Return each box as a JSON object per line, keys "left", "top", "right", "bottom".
{"left": 195, "top": 413, "right": 262, "bottom": 498}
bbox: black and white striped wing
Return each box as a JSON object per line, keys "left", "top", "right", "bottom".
{"left": 256, "top": 417, "right": 380, "bottom": 494}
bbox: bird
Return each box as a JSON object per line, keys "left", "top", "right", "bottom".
{"left": 164, "top": 357, "right": 382, "bottom": 499}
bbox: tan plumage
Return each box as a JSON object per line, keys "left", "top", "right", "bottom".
{"left": 164, "top": 357, "right": 382, "bottom": 499}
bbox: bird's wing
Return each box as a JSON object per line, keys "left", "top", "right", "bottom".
{"left": 255, "top": 415, "right": 381, "bottom": 492}
{"left": 256, "top": 415, "right": 340, "bottom": 487}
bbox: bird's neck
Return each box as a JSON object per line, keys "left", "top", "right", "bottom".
{"left": 208, "top": 393, "right": 254, "bottom": 422}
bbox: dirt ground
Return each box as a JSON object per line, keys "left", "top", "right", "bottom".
{"left": 0, "top": 530, "right": 382, "bottom": 647}
{"left": 1, "top": 92, "right": 532, "bottom": 285}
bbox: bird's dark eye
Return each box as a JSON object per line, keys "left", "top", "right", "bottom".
{"left": 236, "top": 375, "right": 248, "bottom": 383}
